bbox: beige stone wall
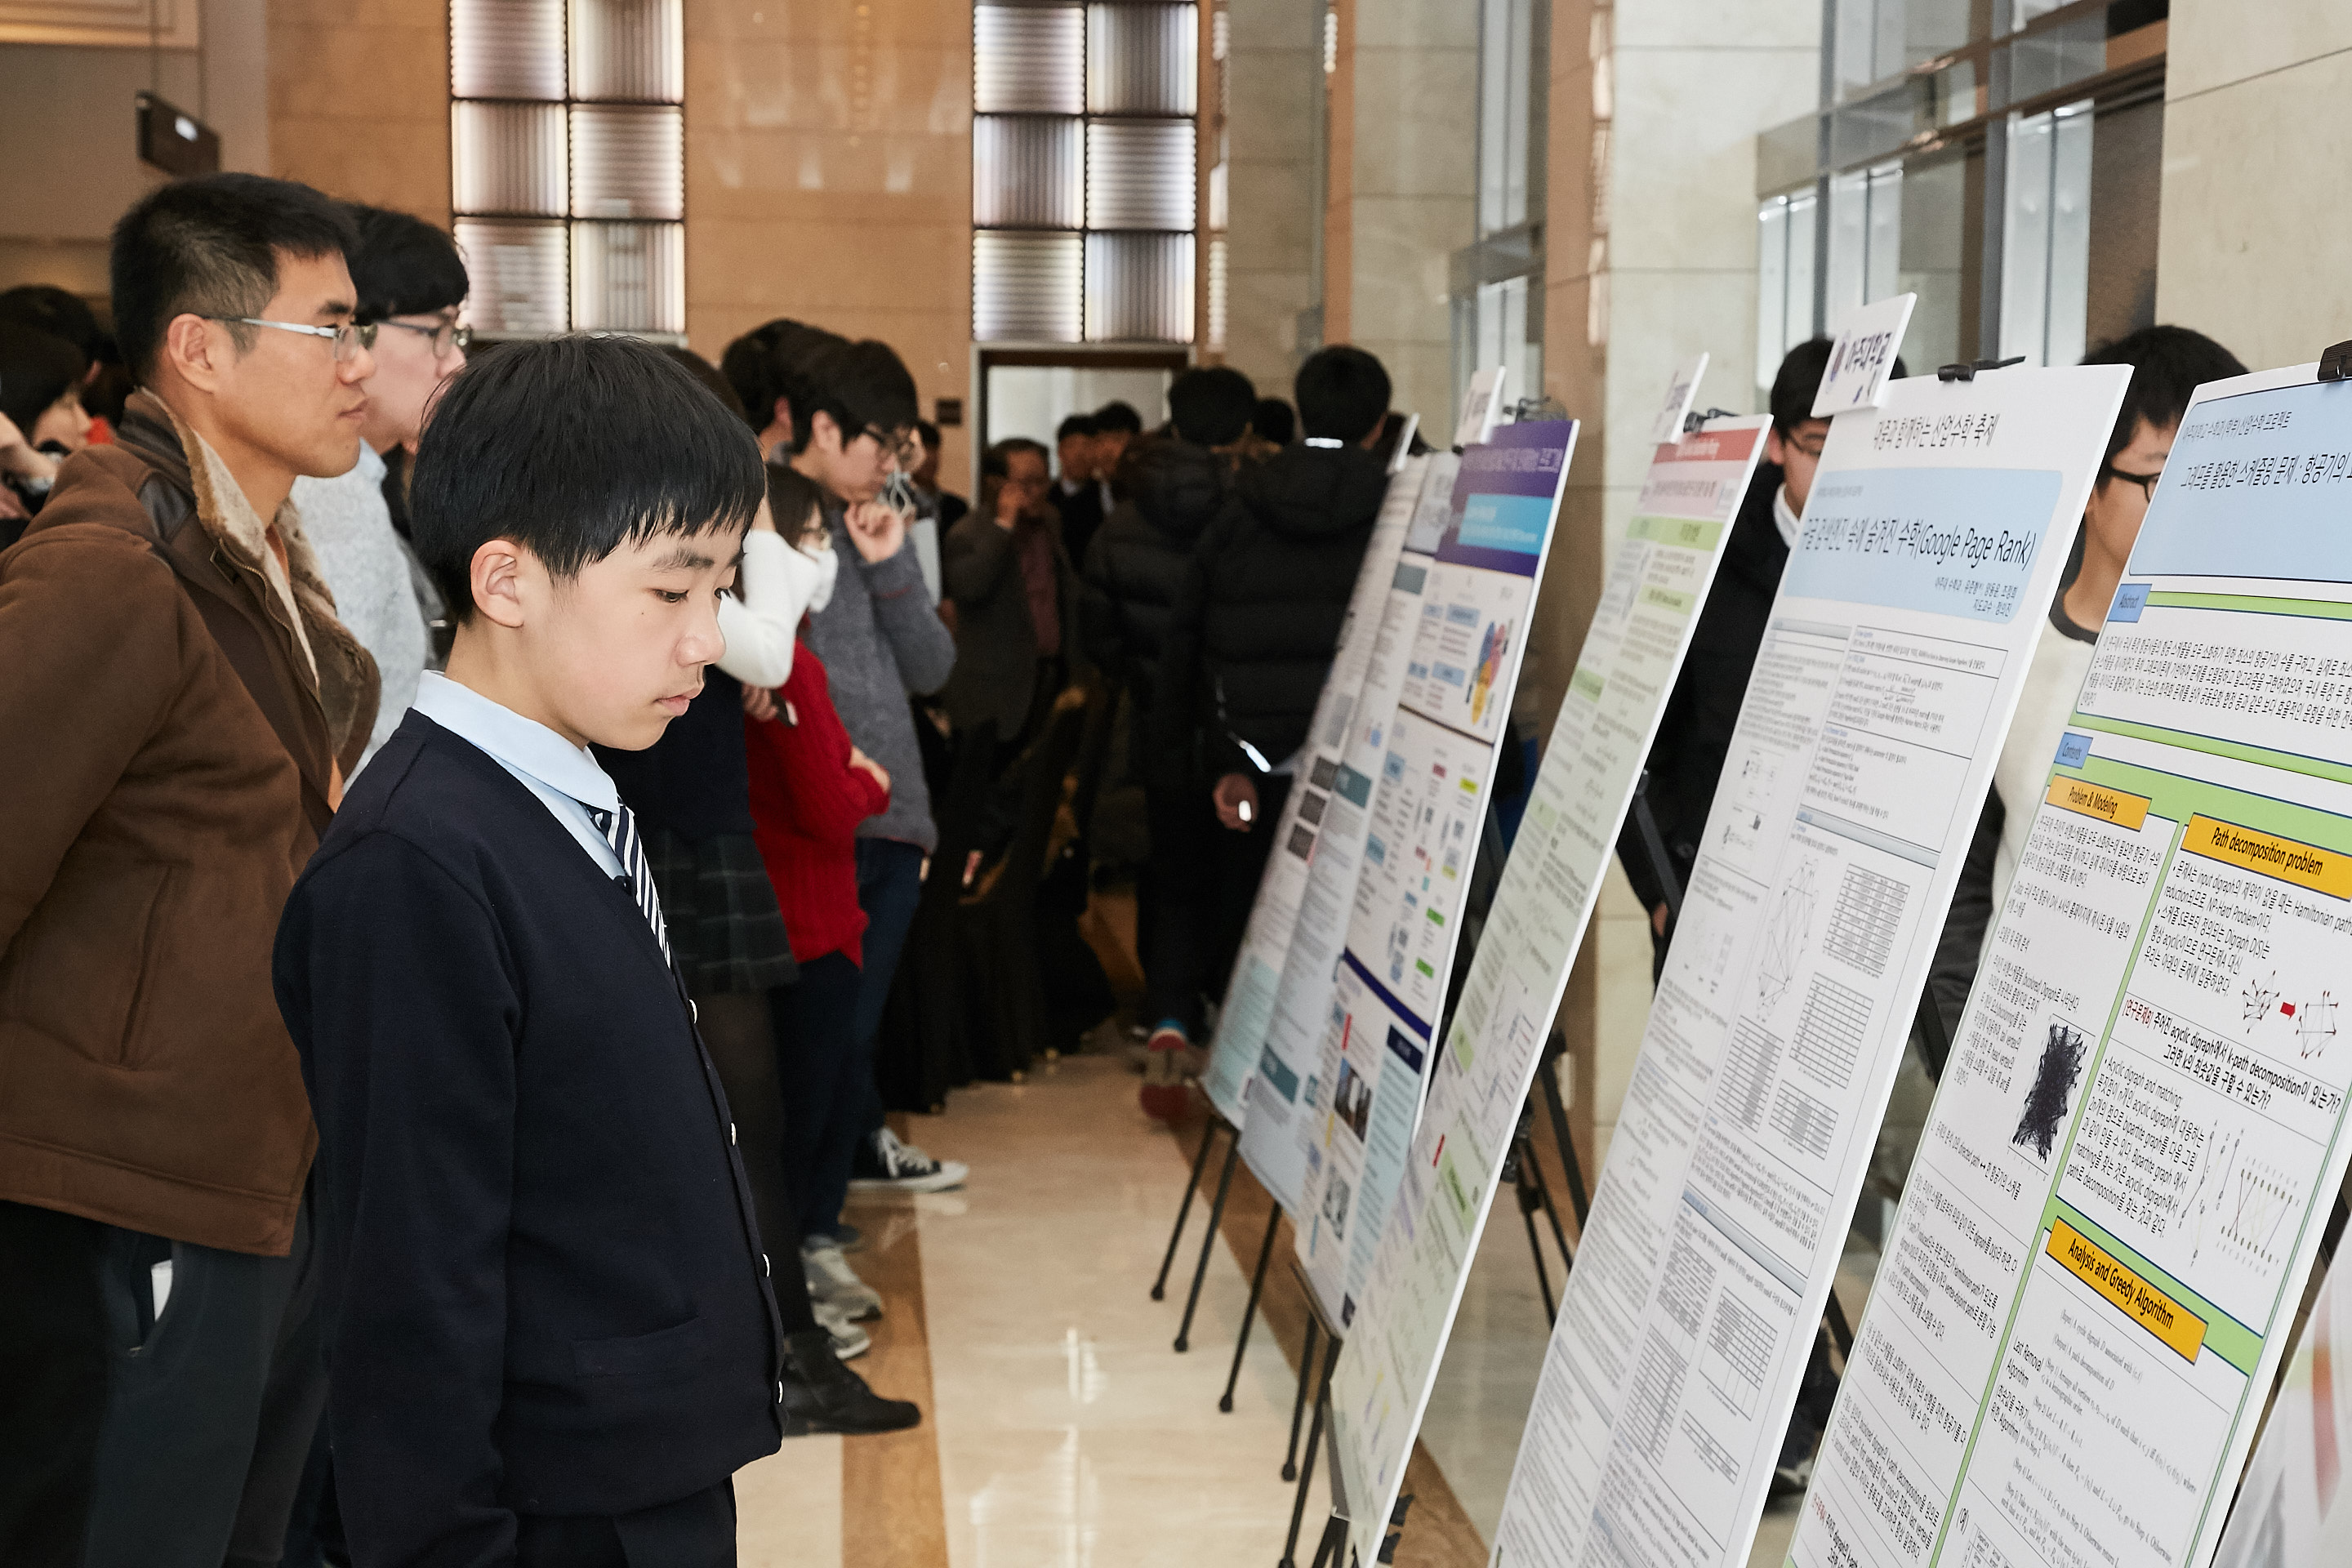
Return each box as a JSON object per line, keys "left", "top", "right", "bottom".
{"left": 1222, "top": 0, "right": 1321, "bottom": 402}
{"left": 1336, "top": 0, "right": 1475, "bottom": 430}
{"left": 2156, "top": 4, "right": 2352, "bottom": 372}
{"left": 269, "top": 0, "right": 448, "bottom": 221}
{"left": 684, "top": 0, "right": 973, "bottom": 484}
{"left": 0, "top": 0, "right": 272, "bottom": 294}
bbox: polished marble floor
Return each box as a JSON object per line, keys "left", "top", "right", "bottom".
{"left": 735, "top": 1054, "right": 1801, "bottom": 1567}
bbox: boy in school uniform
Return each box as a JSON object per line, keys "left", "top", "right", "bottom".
{"left": 273, "top": 336, "right": 784, "bottom": 1566}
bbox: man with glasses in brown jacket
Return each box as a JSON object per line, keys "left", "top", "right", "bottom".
{"left": 0, "top": 173, "right": 378, "bottom": 1566}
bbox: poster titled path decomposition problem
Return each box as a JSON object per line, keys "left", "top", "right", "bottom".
{"left": 1796, "top": 366, "right": 2352, "bottom": 1568}
{"left": 1484, "top": 365, "right": 2130, "bottom": 1568}
{"left": 1322, "top": 417, "right": 1771, "bottom": 1568}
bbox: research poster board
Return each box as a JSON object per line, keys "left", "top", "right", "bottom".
{"left": 1483, "top": 363, "right": 2130, "bottom": 1568}
{"left": 1264, "top": 421, "right": 1577, "bottom": 1260}
{"left": 1321, "top": 418, "right": 1771, "bottom": 1567}
{"left": 1200, "top": 455, "right": 1441, "bottom": 1125}
{"left": 1793, "top": 365, "right": 2352, "bottom": 1568}
{"left": 2214, "top": 1259, "right": 2352, "bottom": 1567}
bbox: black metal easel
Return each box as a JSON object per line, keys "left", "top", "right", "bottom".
{"left": 1152, "top": 1111, "right": 1245, "bottom": 1354}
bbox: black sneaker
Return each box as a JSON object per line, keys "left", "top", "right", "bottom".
{"left": 779, "top": 1329, "right": 921, "bottom": 1436}
{"left": 846, "top": 1128, "right": 968, "bottom": 1194}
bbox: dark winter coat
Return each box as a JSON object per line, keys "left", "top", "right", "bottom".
{"left": 1079, "top": 435, "right": 1227, "bottom": 697}
{"left": 1153, "top": 441, "right": 1388, "bottom": 782}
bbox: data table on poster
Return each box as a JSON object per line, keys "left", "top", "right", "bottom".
{"left": 1481, "top": 365, "right": 2131, "bottom": 1568}
{"left": 1795, "top": 366, "right": 2352, "bottom": 1568}
{"left": 1316, "top": 419, "right": 1772, "bottom": 1568}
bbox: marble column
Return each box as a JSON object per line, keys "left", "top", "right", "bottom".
{"left": 2155, "top": 4, "right": 2352, "bottom": 371}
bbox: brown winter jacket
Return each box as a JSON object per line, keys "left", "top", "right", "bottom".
{"left": 0, "top": 393, "right": 378, "bottom": 1255}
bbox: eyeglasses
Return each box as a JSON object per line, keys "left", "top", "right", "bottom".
{"left": 863, "top": 425, "right": 920, "bottom": 470}
{"left": 378, "top": 318, "right": 474, "bottom": 357}
{"left": 1783, "top": 429, "right": 1829, "bottom": 459}
{"left": 2100, "top": 460, "right": 2163, "bottom": 502}
{"left": 211, "top": 317, "right": 377, "bottom": 362}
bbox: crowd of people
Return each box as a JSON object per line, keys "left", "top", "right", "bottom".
{"left": 0, "top": 160, "right": 2247, "bottom": 1564}
{"left": 0, "top": 169, "right": 1426, "bottom": 1568}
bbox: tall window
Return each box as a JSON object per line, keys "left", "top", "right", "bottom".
{"left": 1756, "top": 0, "right": 2166, "bottom": 392}
{"left": 1449, "top": 0, "right": 1547, "bottom": 419}
{"left": 450, "top": 0, "right": 686, "bottom": 339}
{"left": 971, "top": 2, "right": 1200, "bottom": 344}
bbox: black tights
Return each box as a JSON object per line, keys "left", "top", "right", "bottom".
{"left": 693, "top": 989, "right": 818, "bottom": 1335}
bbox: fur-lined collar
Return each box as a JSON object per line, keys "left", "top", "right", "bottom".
{"left": 118, "top": 392, "right": 381, "bottom": 773}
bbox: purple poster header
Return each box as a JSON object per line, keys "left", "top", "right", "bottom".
{"left": 1433, "top": 419, "right": 1575, "bottom": 576}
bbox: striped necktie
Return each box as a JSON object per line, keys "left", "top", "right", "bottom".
{"left": 586, "top": 803, "right": 671, "bottom": 964}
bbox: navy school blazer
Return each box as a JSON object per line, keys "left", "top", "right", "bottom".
{"left": 274, "top": 710, "right": 783, "bottom": 1566}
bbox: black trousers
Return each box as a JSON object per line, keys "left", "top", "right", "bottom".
{"left": 0, "top": 1194, "right": 325, "bottom": 1568}
{"left": 773, "top": 950, "right": 869, "bottom": 1243}
{"left": 515, "top": 1478, "right": 737, "bottom": 1567}
{"left": 1141, "top": 775, "right": 1294, "bottom": 1035}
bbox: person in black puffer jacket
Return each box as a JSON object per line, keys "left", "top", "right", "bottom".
{"left": 1081, "top": 368, "right": 1251, "bottom": 706}
{"left": 1135, "top": 347, "right": 1391, "bottom": 1113}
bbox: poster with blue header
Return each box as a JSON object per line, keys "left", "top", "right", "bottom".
{"left": 1484, "top": 363, "right": 2130, "bottom": 1568}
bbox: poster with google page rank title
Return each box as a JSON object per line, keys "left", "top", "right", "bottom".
{"left": 1318, "top": 417, "right": 1770, "bottom": 1568}
{"left": 1198, "top": 456, "right": 1446, "bottom": 1126}
{"left": 1258, "top": 422, "right": 1577, "bottom": 1265}
{"left": 1481, "top": 363, "right": 2129, "bottom": 1568}
{"left": 1793, "top": 364, "right": 2352, "bottom": 1568}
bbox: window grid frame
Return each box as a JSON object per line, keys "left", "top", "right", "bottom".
{"left": 449, "top": 0, "right": 688, "bottom": 341}
{"left": 971, "top": 0, "right": 1201, "bottom": 345}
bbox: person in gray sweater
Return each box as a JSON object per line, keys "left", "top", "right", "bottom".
{"left": 731, "top": 326, "right": 965, "bottom": 1305}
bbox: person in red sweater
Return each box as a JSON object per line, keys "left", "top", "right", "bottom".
{"left": 746, "top": 470, "right": 894, "bottom": 1300}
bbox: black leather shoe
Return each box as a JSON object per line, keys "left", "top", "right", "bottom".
{"left": 780, "top": 1328, "right": 922, "bottom": 1436}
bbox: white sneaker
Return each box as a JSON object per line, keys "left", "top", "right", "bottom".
{"left": 812, "top": 1297, "right": 871, "bottom": 1360}
{"left": 846, "top": 1127, "right": 969, "bottom": 1194}
{"left": 802, "top": 1237, "right": 883, "bottom": 1321}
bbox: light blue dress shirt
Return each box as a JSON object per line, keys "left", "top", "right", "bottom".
{"left": 410, "top": 673, "right": 623, "bottom": 878}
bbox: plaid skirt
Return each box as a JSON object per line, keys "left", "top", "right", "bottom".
{"left": 644, "top": 828, "right": 800, "bottom": 993}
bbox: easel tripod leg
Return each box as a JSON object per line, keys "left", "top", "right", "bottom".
{"left": 1153, "top": 1117, "right": 1220, "bottom": 1301}
{"left": 1175, "top": 1138, "right": 1241, "bottom": 1352}
{"left": 1308, "top": 1511, "right": 1348, "bottom": 1568}
{"left": 1282, "top": 1317, "right": 1319, "bottom": 1482}
{"left": 1279, "top": 1335, "right": 1339, "bottom": 1568}
{"left": 1222, "top": 1205, "right": 1281, "bottom": 1412}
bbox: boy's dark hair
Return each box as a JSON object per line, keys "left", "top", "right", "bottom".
{"left": 917, "top": 419, "right": 942, "bottom": 450}
{"left": 0, "top": 285, "right": 105, "bottom": 370}
{"left": 344, "top": 204, "right": 469, "bottom": 325}
{"left": 1093, "top": 400, "right": 1143, "bottom": 436}
{"left": 1056, "top": 412, "right": 1098, "bottom": 443}
{"left": 410, "top": 336, "right": 766, "bottom": 623}
{"left": 1768, "top": 336, "right": 1909, "bottom": 438}
{"left": 1295, "top": 345, "right": 1391, "bottom": 443}
{"left": 1253, "top": 396, "right": 1296, "bottom": 446}
{"left": 719, "top": 318, "right": 842, "bottom": 448}
{"left": 765, "top": 462, "right": 829, "bottom": 546}
{"left": 660, "top": 344, "right": 748, "bottom": 423}
{"left": 1169, "top": 366, "right": 1257, "bottom": 448}
{"left": 2082, "top": 325, "right": 2247, "bottom": 466}
{"left": 797, "top": 336, "right": 920, "bottom": 451}
{"left": 0, "top": 325, "right": 86, "bottom": 433}
{"left": 982, "top": 436, "right": 1049, "bottom": 479}
{"left": 110, "top": 173, "right": 357, "bottom": 381}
